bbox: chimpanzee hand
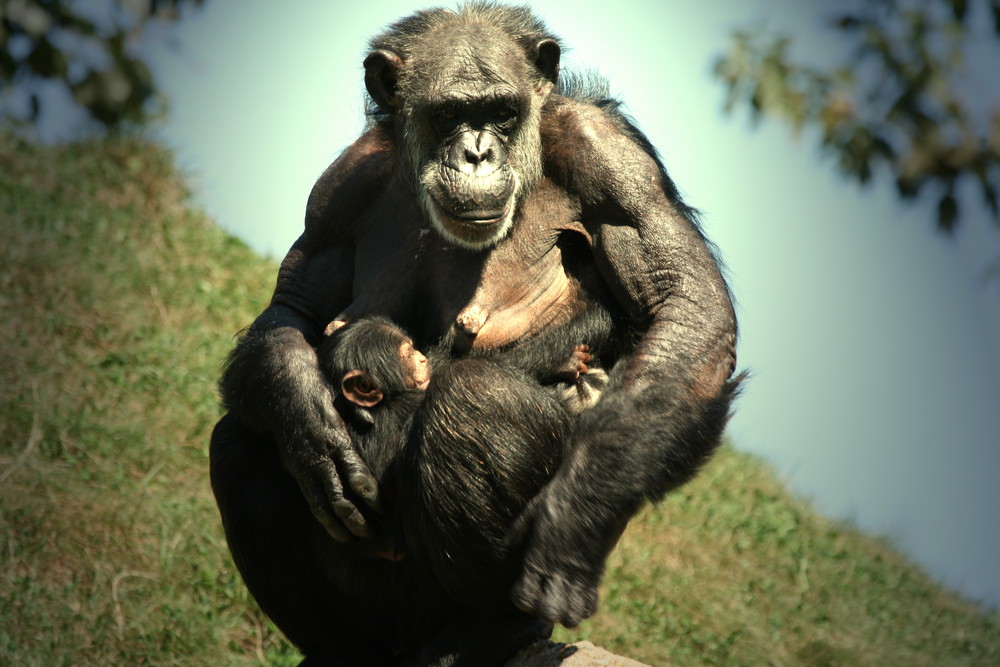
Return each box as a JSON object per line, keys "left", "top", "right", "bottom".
{"left": 507, "top": 475, "right": 615, "bottom": 628}
{"left": 277, "top": 396, "right": 380, "bottom": 542}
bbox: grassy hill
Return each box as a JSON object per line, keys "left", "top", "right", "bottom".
{"left": 0, "top": 133, "right": 997, "bottom": 666}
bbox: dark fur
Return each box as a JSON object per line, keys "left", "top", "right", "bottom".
{"left": 210, "top": 4, "right": 742, "bottom": 665}
{"left": 318, "top": 310, "right": 618, "bottom": 602}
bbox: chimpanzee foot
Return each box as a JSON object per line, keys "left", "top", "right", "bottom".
{"left": 417, "top": 612, "right": 552, "bottom": 667}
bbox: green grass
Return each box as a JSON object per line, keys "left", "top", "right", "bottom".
{"left": 1, "top": 133, "right": 997, "bottom": 666}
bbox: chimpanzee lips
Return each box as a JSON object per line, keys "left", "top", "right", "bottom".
{"left": 451, "top": 207, "right": 509, "bottom": 224}
{"left": 433, "top": 165, "right": 515, "bottom": 221}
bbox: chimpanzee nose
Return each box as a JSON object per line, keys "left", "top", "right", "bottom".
{"left": 464, "top": 142, "right": 493, "bottom": 166}
{"left": 449, "top": 132, "right": 499, "bottom": 175}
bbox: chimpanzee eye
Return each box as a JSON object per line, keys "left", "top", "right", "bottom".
{"left": 493, "top": 105, "right": 518, "bottom": 131}
{"left": 431, "top": 107, "right": 461, "bottom": 135}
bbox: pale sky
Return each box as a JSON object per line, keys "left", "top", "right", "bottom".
{"left": 133, "top": 0, "right": 1000, "bottom": 608}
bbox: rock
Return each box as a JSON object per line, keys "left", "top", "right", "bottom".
{"left": 506, "top": 640, "right": 653, "bottom": 666}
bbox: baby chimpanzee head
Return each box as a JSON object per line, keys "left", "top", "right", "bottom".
{"left": 320, "top": 316, "right": 430, "bottom": 423}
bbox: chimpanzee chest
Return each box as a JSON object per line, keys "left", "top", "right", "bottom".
{"left": 448, "top": 233, "right": 580, "bottom": 350}
{"left": 437, "top": 183, "right": 592, "bottom": 350}
{"left": 350, "top": 180, "right": 590, "bottom": 350}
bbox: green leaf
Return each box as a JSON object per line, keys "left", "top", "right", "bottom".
{"left": 937, "top": 192, "right": 958, "bottom": 232}
{"left": 26, "top": 37, "right": 66, "bottom": 79}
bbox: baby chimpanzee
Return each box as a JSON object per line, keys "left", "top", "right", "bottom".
{"left": 320, "top": 315, "right": 604, "bottom": 425}
{"left": 317, "top": 314, "right": 610, "bottom": 604}
{"left": 317, "top": 315, "right": 605, "bottom": 488}
{"left": 320, "top": 316, "right": 431, "bottom": 427}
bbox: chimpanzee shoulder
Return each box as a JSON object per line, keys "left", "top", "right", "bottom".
{"left": 301, "top": 124, "right": 397, "bottom": 245}
{"left": 540, "top": 91, "right": 695, "bottom": 220}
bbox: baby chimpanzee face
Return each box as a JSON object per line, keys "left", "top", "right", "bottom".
{"left": 399, "top": 339, "right": 431, "bottom": 390}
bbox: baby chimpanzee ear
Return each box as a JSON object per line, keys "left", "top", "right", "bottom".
{"left": 341, "top": 369, "right": 383, "bottom": 408}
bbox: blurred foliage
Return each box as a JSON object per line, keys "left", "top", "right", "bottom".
{"left": 715, "top": 0, "right": 1000, "bottom": 235}
{"left": 0, "top": 0, "right": 203, "bottom": 129}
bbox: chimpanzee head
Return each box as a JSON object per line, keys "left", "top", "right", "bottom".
{"left": 320, "top": 317, "right": 430, "bottom": 425}
{"left": 364, "top": 4, "right": 560, "bottom": 250}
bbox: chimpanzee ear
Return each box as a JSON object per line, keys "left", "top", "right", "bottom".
{"left": 364, "top": 49, "right": 403, "bottom": 113}
{"left": 531, "top": 39, "right": 560, "bottom": 84}
{"left": 342, "top": 370, "right": 383, "bottom": 407}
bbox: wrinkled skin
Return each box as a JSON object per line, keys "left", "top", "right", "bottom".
{"left": 211, "top": 5, "right": 739, "bottom": 664}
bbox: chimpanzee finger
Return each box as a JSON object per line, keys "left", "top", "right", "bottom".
{"left": 580, "top": 585, "right": 598, "bottom": 622}
{"left": 310, "top": 453, "right": 375, "bottom": 539}
{"left": 348, "top": 470, "right": 380, "bottom": 511}
{"left": 519, "top": 569, "right": 598, "bottom": 629}
{"left": 323, "top": 318, "right": 349, "bottom": 336}
{"left": 332, "top": 444, "right": 381, "bottom": 512}
{"left": 510, "top": 566, "right": 543, "bottom": 615}
{"left": 297, "top": 473, "right": 351, "bottom": 542}
{"left": 331, "top": 496, "right": 374, "bottom": 539}
{"left": 535, "top": 576, "right": 569, "bottom": 627}
{"left": 558, "top": 579, "right": 597, "bottom": 628}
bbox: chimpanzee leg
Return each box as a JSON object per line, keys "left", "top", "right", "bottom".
{"left": 209, "top": 414, "right": 402, "bottom": 666}
{"left": 399, "top": 357, "right": 572, "bottom": 613}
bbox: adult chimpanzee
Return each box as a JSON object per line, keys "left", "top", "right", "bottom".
{"left": 210, "top": 3, "right": 741, "bottom": 666}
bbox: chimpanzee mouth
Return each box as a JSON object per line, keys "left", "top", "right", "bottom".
{"left": 450, "top": 206, "right": 511, "bottom": 226}
{"left": 421, "top": 176, "right": 518, "bottom": 249}
{"left": 428, "top": 194, "right": 511, "bottom": 227}
{"left": 431, "top": 165, "right": 515, "bottom": 224}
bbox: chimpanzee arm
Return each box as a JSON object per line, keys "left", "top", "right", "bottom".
{"left": 511, "top": 102, "right": 741, "bottom": 627}
{"left": 218, "top": 129, "right": 392, "bottom": 541}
